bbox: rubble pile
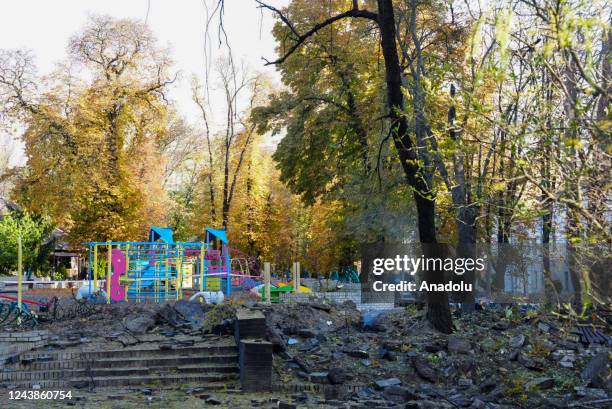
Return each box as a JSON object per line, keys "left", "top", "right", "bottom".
{"left": 19, "top": 299, "right": 236, "bottom": 351}
{"left": 2, "top": 295, "right": 609, "bottom": 408}
{"left": 263, "top": 300, "right": 362, "bottom": 350}
{"left": 247, "top": 301, "right": 612, "bottom": 408}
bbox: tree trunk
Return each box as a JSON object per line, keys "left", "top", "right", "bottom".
{"left": 494, "top": 208, "right": 510, "bottom": 294}
{"left": 245, "top": 162, "right": 256, "bottom": 254}
{"left": 493, "top": 127, "right": 512, "bottom": 294}
{"left": 339, "top": 71, "right": 370, "bottom": 173}
{"left": 541, "top": 67, "right": 558, "bottom": 308}
{"left": 376, "top": 0, "right": 452, "bottom": 333}
{"left": 564, "top": 53, "right": 582, "bottom": 313}
{"left": 456, "top": 208, "right": 477, "bottom": 313}
{"left": 222, "top": 201, "right": 230, "bottom": 229}
{"left": 448, "top": 84, "right": 477, "bottom": 314}
{"left": 222, "top": 139, "right": 231, "bottom": 229}
{"left": 208, "top": 180, "right": 217, "bottom": 224}
{"left": 107, "top": 104, "right": 123, "bottom": 181}
{"left": 541, "top": 140, "right": 556, "bottom": 302}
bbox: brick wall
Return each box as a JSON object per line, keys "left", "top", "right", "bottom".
{"left": 279, "top": 291, "right": 361, "bottom": 304}
{"left": 278, "top": 291, "right": 395, "bottom": 312}
{"left": 0, "top": 330, "right": 49, "bottom": 369}
{"left": 300, "top": 279, "right": 361, "bottom": 292}
{"left": 0, "top": 330, "right": 49, "bottom": 343}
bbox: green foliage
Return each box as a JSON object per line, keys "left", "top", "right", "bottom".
{"left": 527, "top": 341, "right": 551, "bottom": 360}
{"left": 426, "top": 353, "right": 442, "bottom": 366}
{"left": 506, "top": 376, "right": 528, "bottom": 401}
{"left": 0, "top": 210, "right": 53, "bottom": 275}
{"left": 94, "top": 256, "right": 107, "bottom": 279}
{"left": 251, "top": 0, "right": 419, "bottom": 258}
{"left": 405, "top": 304, "right": 419, "bottom": 315}
{"left": 51, "top": 266, "right": 68, "bottom": 281}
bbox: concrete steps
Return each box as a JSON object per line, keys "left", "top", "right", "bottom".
{"left": 5, "top": 376, "right": 239, "bottom": 389}
{"left": 19, "top": 343, "right": 237, "bottom": 361}
{"left": 11, "top": 352, "right": 238, "bottom": 371}
{"left": 1, "top": 337, "right": 239, "bottom": 389}
{"left": 3, "top": 362, "right": 239, "bottom": 379}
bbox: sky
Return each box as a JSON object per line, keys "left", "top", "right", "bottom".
{"left": 0, "top": 0, "right": 289, "bottom": 166}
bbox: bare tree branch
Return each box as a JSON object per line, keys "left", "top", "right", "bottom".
{"left": 258, "top": 2, "right": 378, "bottom": 65}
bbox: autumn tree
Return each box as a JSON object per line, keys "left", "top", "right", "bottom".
{"left": 254, "top": 0, "right": 458, "bottom": 332}
{"left": 0, "top": 16, "right": 178, "bottom": 244}
{"left": 500, "top": 0, "right": 610, "bottom": 308}
{"left": 445, "top": 0, "right": 610, "bottom": 309}
{"left": 0, "top": 135, "right": 16, "bottom": 197}
{"left": 192, "top": 57, "right": 265, "bottom": 230}
{"left": 251, "top": 0, "right": 419, "bottom": 278}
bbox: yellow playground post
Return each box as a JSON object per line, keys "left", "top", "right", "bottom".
{"left": 106, "top": 241, "right": 111, "bottom": 304}
{"left": 264, "top": 262, "right": 271, "bottom": 304}
{"left": 93, "top": 244, "right": 98, "bottom": 293}
{"left": 17, "top": 235, "right": 22, "bottom": 311}
{"left": 199, "top": 244, "right": 205, "bottom": 292}
{"left": 177, "top": 247, "right": 183, "bottom": 300}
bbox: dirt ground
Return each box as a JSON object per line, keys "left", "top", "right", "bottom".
{"left": 1, "top": 293, "right": 610, "bottom": 408}
{"left": 0, "top": 385, "right": 332, "bottom": 408}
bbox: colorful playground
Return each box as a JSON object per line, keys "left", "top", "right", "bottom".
{"left": 84, "top": 226, "right": 325, "bottom": 306}
{"left": 0, "top": 218, "right": 372, "bottom": 346}
{"left": 0, "top": 224, "right": 338, "bottom": 326}
{"left": 86, "top": 227, "right": 236, "bottom": 303}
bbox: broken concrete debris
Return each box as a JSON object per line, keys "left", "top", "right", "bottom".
{"left": 0, "top": 297, "right": 610, "bottom": 408}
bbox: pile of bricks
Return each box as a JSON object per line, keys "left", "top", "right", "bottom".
{"left": 235, "top": 309, "right": 273, "bottom": 392}
{"left": 234, "top": 309, "right": 266, "bottom": 340}
{"left": 239, "top": 339, "right": 272, "bottom": 392}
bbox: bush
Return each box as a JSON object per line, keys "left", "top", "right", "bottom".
{"left": 51, "top": 265, "right": 68, "bottom": 281}
{"left": 0, "top": 210, "right": 53, "bottom": 275}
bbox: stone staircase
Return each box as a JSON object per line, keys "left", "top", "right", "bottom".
{"left": 0, "top": 336, "right": 239, "bottom": 389}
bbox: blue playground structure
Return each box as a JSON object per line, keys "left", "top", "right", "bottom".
{"left": 86, "top": 227, "right": 242, "bottom": 303}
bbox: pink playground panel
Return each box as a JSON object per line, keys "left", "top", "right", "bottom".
{"left": 110, "top": 249, "right": 127, "bottom": 301}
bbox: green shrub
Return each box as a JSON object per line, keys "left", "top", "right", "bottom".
{"left": 0, "top": 210, "right": 53, "bottom": 275}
